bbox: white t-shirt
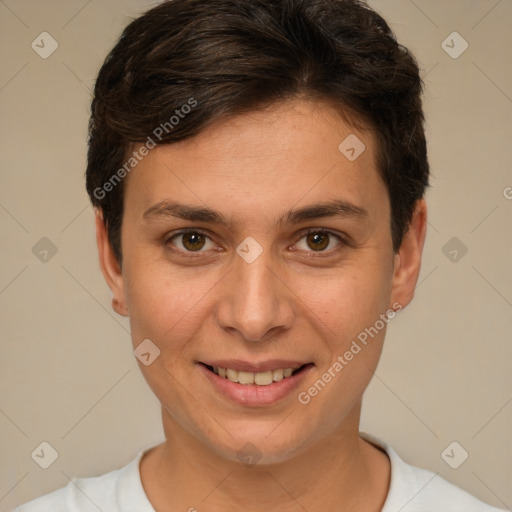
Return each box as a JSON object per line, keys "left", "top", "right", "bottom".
{"left": 13, "top": 432, "right": 507, "bottom": 511}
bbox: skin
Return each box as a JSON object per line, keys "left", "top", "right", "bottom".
{"left": 96, "top": 98, "right": 427, "bottom": 511}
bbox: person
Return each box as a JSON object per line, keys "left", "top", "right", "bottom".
{"left": 13, "top": 0, "right": 507, "bottom": 510}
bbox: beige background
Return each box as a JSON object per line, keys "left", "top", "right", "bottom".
{"left": 1, "top": 0, "right": 511, "bottom": 510}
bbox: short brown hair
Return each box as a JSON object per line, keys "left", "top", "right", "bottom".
{"left": 86, "top": 0, "right": 430, "bottom": 264}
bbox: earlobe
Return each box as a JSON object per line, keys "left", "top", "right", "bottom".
{"left": 95, "top": 209, "right": 129, "bottom": 317}
{"left": 390, "top": 199, "right": 428, "bottom": 310}
{"left": 112, "top": 297, "right": 128, "bottom": 316}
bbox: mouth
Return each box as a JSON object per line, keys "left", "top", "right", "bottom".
{"left": 201, "top": 363, "right": 309, "bottom": 386}
{"left": 197, "top": 360, "right": 314, "bottom": 406}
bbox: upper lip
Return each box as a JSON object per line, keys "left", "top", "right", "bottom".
{"left": 198, "top": 359, "right": 311, "bottom": 373}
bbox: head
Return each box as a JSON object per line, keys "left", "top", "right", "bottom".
{"left": 87, "top": 0, "right": 429, "bottom": 463}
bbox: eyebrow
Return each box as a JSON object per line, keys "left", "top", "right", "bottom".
{"left": 142, "top": 199, "right": 369, "bottom": 228}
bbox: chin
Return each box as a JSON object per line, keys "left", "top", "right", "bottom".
{"left": 197, "top": 418, "right": 318, "bottom": 467}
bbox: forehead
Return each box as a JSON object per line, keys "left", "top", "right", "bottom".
{"left": 123, "top": 98, "right": 386, "bottom": 226}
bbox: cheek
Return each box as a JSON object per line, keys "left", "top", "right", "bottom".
{"left": 123, "top": 245, "right": 393, "bottom": 352}
{"left": 295, "top": 268, "right": 392, "bottom": 421}
{"left": 297, "top": 260, "right": 392, "bottom": 343}
{"left": 122, "top": 264, "right": 212, "bottom": 415}
{"left": 123, "top": 258, "right": 231, "bottom": 372}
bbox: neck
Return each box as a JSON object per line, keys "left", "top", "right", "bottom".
{"left": 140, "top": 403, "right": 390, "bottom": 511}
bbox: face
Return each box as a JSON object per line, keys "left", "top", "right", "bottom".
{"left": 97, "top": 99, "right": 426, "bottom": 464}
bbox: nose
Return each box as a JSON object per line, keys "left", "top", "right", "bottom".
{"left": 214, "top": 246, "right": 295, "bottom": 342}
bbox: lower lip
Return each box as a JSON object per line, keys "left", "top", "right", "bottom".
{"left": 197, "top": 363, "right": 314, "bottom": 407}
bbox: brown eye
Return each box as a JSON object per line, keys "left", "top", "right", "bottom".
{"left": 295, "top": 230, "right": 343, "bottom": 253}
{"left": 168, "top": 231, "right": 214, "bottom": 253}
{"left": 305, "top": 232, "right": 330, "bottom": 251}
{"left": 183, "top": 233, "right": 206, "bottom": 251}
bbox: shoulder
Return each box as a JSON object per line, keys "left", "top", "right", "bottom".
{"left": 360, "top": 432, "right": 507, "bottom": 512}
{"left": 12, "top": 469, "right": 121, "bottom": 512}
{"left": 12, "top": 451, "right": 148, "bottom": 512}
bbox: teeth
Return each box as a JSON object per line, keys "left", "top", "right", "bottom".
{"left": 272, "top": 369, "right": 284, "bottom": 381}
{"left": 213, "top": 366, "right": 299, "bottom": 385}
{"left": 226, "top": 368, "right": 238, "bottom": 382}
{"left": 254, "top": 371, "right": 273, "bottom": 385}
{"left": 238, "top": 371, "right": 255, "bottom": 385}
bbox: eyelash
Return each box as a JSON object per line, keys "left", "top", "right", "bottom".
{"left": 164, "top": 228, "right": 348, "bottom": 259}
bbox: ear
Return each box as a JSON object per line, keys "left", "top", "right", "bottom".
{"left": 390, "top": 198, "right": 428, "bottom": 309}
{"left": 95, "top": 209, "right": 128, "bottom": 316}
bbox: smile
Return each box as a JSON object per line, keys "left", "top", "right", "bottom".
{"left": 205, "top": 365, "right": 303, "bottom": 386}
{"left": 197, "top": 361, "right": 314, "bottom": 406}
